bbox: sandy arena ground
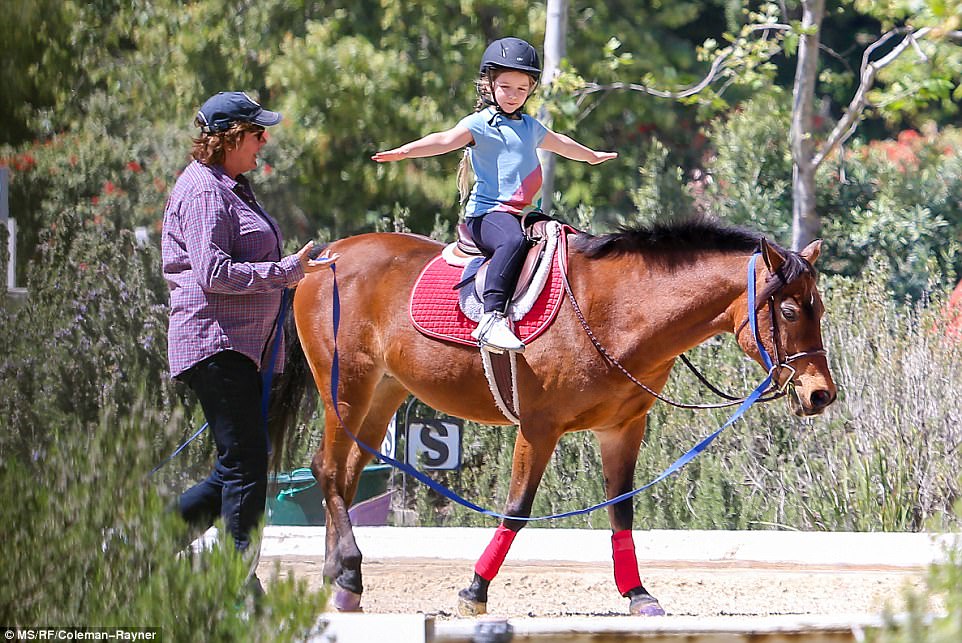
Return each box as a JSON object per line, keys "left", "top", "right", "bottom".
{"left": 259, "top": 556, "right": 928, "bottom": 618}
{"left": 256, "top": 528, "right": 944, "bottom": 619}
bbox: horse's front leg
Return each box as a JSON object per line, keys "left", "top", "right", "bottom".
{"left": 458, "top": 427, "right": 557, "bottom": 616}
{"left": 598, "top": 421, "right": 666, "bottom": 616}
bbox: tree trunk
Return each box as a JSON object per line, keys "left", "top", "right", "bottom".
{"left": 790, "top": 0, "right": 825, "bottom": 250}
{"left": 538, "top": 0, "right": 567, "bottom": 214}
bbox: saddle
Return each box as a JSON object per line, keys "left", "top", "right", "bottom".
{"left": 412, "top": 217, "right": 568, "bottom": 426}
{"left": 441, "top": 214, "right": 557, "bottom": 319}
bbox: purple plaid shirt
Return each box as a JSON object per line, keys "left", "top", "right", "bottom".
{"left": 162, "top": 160, "right": 304, "bottom": 378}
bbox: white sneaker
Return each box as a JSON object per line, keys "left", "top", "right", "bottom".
{"left": 472, "top": 311, "right": 525, "bottom": 353}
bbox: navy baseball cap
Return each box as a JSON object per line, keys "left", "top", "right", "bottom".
{"left": 196, "top": 92, "right": 282, "bottom": 134}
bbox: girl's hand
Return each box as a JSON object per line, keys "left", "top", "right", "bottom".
{"left": 371, "top": 148, "right": 408, "bottom": 162}
{"left": 590, "top": 151, "right": 618, "bottom": 165}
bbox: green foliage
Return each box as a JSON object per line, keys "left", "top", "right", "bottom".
{"left": 0, "top": 0, "right": 75, "bottom": 144}
{"left": 700, "top": 89, "right": 794, "bottom": 241}
{"left": 0, "top": 206, "right": 172, "bottom": 456}
{"left": 0, "top": 398, "right": 328, "bottom": 639}
{"left": 694, "top": 91, "right": 962, "bottom": 300}
{"left": 629, "top": 138, "right": 695, "bottom": 226}
{"left": 269, "top": 24, "right": 444, "bottom": 235}
{"left": 868, "top": 530, "right": 962, "bottom": 642}
{"left": 821, "top": 128, "right": 962, "bottom": 299}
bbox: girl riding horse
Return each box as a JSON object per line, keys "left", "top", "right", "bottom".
{"left": 373, "top": 37, "right": 617, "bottom": 353}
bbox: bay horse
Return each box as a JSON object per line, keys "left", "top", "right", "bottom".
{"left": 275, "top": 219, "right": 836, "bottom": 616}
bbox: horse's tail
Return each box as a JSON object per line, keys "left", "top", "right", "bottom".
{"left": 267, "top": 285, "right": 318, "bottom": 472}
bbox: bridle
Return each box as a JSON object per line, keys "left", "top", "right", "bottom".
{"left": 747, "top": 254, "right": 828, "bottom": 396}
{"left": 559, "top": 250, "right": 826, "bottom": 410}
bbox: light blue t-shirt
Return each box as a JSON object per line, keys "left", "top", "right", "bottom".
{"left": 458, "top": 107, "right": 549, "bottom": 218}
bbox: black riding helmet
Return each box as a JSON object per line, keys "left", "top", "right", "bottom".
{"left": 479, "top": 37, "right": 542, "bottom": 80}
{"left": 478, "top": 37, "right": 541, "bottom": 118}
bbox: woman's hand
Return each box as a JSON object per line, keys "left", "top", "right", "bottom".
{"left": 296, "top": 240, "right": 339, "bottom": 274}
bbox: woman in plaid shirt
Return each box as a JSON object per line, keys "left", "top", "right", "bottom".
{"left": 162, "top": 92, "right": 335, "bottom": 578}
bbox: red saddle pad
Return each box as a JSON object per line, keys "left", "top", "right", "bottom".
{"left": 409, "top": 249, "right": 566, "bottom": 347}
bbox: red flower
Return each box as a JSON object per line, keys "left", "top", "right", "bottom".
{"left": 127, "top": 161, "right": 143, "bottom": 173}
{"left": 897, "top": 129, "right": 921, "bottom": 146}
{"left": 103, "top": 181, "right": 117, "bottom": 195}
{"left": 92, "top": 196, "right": 100, "bottom": 205}
{"left": 262, "top": 163, "right": 273, "bottom": 175}
{"left": 12, "top": 154, "right": 36, "bottom": 172}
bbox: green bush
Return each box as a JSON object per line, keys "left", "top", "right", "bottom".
{"left": 868, "top": 527, "right": 962, "bottom": 642}
{"left": 0, "top": 205, "right": 173, "bottom": 458}
{"left": 701, "top": 90, "right": 795, "bottom": 242}
{"left": 0, "top": 397, "right": 328, "bottom": 639}
{"left": 822, "top": 128, "right": 962, "bottom": 300}
{"left": 696, "top": 92, "right": 962, "bottom": 301}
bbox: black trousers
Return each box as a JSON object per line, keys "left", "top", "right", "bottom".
{"left": 178, "top": 350, "right": 268, "bottom": 552}
{"left": 468, "top": 210, "right": 528, "bottom": 313}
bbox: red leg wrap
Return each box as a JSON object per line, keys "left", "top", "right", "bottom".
{"left": 475, "top": 524, "right": 518, "bottom": 581}
{"left": 612, "top": 530, "right": 642, "bottom": 596}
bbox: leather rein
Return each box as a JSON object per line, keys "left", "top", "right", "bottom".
{"left": 558, "top": 250, "right": 825, "bottom": 411}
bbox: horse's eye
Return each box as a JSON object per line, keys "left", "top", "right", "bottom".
{"left": 781, "top": 305, "right": 798, "bottom": 321}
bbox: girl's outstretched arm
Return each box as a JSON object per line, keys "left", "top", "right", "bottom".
{"left": 540, "top": 130, "right": 617, "bottom": 165}
{"left": 372, "top": 125, "right": 474, "bottom": 162}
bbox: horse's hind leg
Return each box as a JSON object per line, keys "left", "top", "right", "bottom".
{"left": 314, "top": 374, "right": 408, "bottom": 611}
{"left": 458, "top": 426, "right": 558, "bottom": 616}
{"left": 597, "top": 420, "right": 666, "bottom": 616}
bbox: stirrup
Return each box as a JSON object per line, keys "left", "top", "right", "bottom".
{"left": 473, "top": 312, "right": 524, "bottom": 353}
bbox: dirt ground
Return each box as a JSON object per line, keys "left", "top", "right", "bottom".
{"left": 258, "top": 556, "right": 931, "bottom": 619}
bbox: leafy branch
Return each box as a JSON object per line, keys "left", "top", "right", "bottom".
{"left": 812, "top": 26, "right": 962, "bottom": 169}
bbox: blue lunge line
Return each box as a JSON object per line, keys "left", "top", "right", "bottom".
{"left": 149, "top": 422, "right": 209, "bottom": 476}
{"left": 150, "top": 289, "right": 290, "bottom": 475}
{"left": 327, "top": 253, "right": 774, "bottom": 521}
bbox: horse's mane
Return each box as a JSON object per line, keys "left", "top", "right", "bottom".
{"left": 570, "top": 217, "right": 815, "bottom": 302}
{"left": 571, "top": 217, "right": 767, "bottom": 257}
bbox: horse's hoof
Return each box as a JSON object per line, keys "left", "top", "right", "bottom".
{"left": 330, "top": 587, "right": 363, "bottom": 612}
{"left": 629, "top": 592, "right": 666, "bottom": 616}
{"left": 457, "top": 592, "right": 487, "bottom": 617}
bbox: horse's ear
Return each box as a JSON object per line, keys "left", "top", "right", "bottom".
{"left": 799, "top": 239, "right": 822, "bottom": 266}
{"left": 760, "top": 238, "right": 786, "bottom": 276}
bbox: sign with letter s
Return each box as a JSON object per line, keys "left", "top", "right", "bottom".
{"left": 406, "top": 418, "right": 462, "bottom": 470}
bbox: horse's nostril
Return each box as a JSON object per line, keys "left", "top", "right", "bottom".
{"left": 810, "top": 389, "right": 835, "bottom": 409}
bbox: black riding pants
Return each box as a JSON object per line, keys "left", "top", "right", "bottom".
{"left": 468, "top": 210, "right": 528, "bottom": 313}
{"left": 178, "top": 350, "right": 268, "bottom": 552}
